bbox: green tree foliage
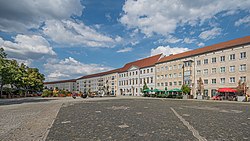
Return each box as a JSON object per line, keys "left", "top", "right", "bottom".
{"left": 143, "top": 81, "right": 149, "bottom": 91}
{"left": 181, "top": 84, "right": 191, "bottom": 95}
{"left": 0, "top": 48, "right": 45, "bottom": 98}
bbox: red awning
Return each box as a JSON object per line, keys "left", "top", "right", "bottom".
{"left": 217, "top": 88, "right": 237, "bottom": 93}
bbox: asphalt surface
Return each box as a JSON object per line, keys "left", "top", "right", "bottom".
{"left": 46, "top": 98, "right": 250, "bottom": 141}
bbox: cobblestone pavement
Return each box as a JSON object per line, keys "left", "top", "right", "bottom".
{"left": 46, "top": 98, "right": 250, "bottom": 141}
{"left": 1, "top": 97, "right": 250, "bottom": 141}
{"left": 0, "top": 97, "right": 118, "bottom": 141}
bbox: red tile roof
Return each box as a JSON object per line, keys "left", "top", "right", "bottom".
{"left": 44, "top": 79, "right": 76, "bottom": 84}
{"left": 119, "top": 54, "right": 162, "bottom": 72}
{"left": 158, "top": 36, "right": 250, "bottom": 63}
{"left": 76, "top": 54, "right": 162, "bottom": 80}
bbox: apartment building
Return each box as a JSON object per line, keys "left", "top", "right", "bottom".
{"left": 118, "top": 54, "right": 162, "bottom": 96}
{"left": 44, "top": 79, "right": 76, "bottom": 92}
{"left": 76, "top": 69, "right": 119, "bottom": 95}
{"left": 156, "top": 36, "right": 250, "bottom": 98}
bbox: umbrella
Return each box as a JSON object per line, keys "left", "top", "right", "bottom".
{"left": 167, "top": 88, "right": 182, "bottom": 92}
{"left": 143, "top": 89, "right": 151, "bottom": 92}
{"left": 153, "top": 89, "right": 164, "bottom": 92}
{"left": 217, "top": 88, "right": 237, "bottom": 93}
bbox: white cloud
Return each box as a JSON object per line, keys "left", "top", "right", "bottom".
{"left": 0, "top": 0, "right": 83, "bottom": 33}
{"left": 164, "top": 36, "right": 182, "bottom": 44}
{"left": 183, "top": 38, "right": 196, "bottom": 44}
{"left": 44, "top": 57, "right": 114, "bottom": 81}
{"left": 199, "top": 27, "right": 222, "bottom": 41}
{"left": 0, "top": 35, "right": 56, "bottom": 60}
{"left": 151, "top": 46, "right": 190, "bottom": 56}
{"left": 235, "top": 16, "right": 250, "bottom": 26}
{"left": 197, "top": 42, "right": 205, "bottom": 47}
{"left": 43, "top": 20, "right": 117, "bottom": 47}
{"left": 120, "top": 0, "right": 250, "bottom": 36}
{"left": 117, "top": 47, "right": 133, "bottom": 53}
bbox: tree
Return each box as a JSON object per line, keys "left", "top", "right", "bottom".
{"left": 197, "top": 77, "right": 204, "bottom": 95}
{"left": 236, "top": 80, "right": 248, "bottom": 96}
{"left": 0, "top": 48, "right": 45, "bottom": 98}
{"left": 181, "top": 84, "right": 191, "bottom": 95}
{"left": 143, "top": 81, "right": 149, "bottom": 91}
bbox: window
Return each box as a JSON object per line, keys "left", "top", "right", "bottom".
{"left": 132, "top": 72, "right": 134, "bottom": 75}
{"left": 204, "top": 79, "right": 208, "bottom": 84}
{"left": 150, "top": 77, "right": 153, "bottom": 83}
{"left": 179, "top": 72, "right": 182, "bottom": 77}
{"left": 157, "top": 75, "right": 160, "bottom": 80}
{"left": 240, "top": 76, "right": 246, "bottom": 82}
{"left": 229, "top": 77, "right": 235, "bottom": 83}
{"left": 240, "top": 52, "right": 246, "bottom": 59}
{"left": 165, "top": 74, "right": 168, "bottom": 78}
{"left": 151, "top": 68, "right": 153, "bottom": 72}
{"left": 136, "top": 71, "right": 138, "bottom": 75}
{"left": 157, "top": 83, "right": 160, "bottom": 86}
{"left": 229, "top": 54, "right": 235, "bottom": 60}
{"left": 143, "top": 70, "right": 146, "bottom": 74}
{"left": 179, "top": 64, "right": 183, "bottom": 69}
{"left": 212, "top": 79, "right": 216, "bottom": 84}
{"left": 212, "top": 68, "right": 216, "bottom": 74}
{"left": 174, "top": 82, "right": 177, "bottom": 86}
{"left": 173, "top": 65, "right": 177, "bottom": 69}
{"left": 140, "top": 70, "right": 142, "bottom": 74}
{"left": 173, "top": 73, "right": 177, "bottom": 78}
{"left": 169, "top": 66, "right": 172, "bottom": 70}
{"left": 212, "top": 57, "right": 216, "bottom": 63}
{"left": 185, "top": 61, "right": 191, "bottom": 67}
{"left": 211, "top": 89, "right": 217, "bottom": 96}
{"left": 204, "top": 59, "right": 208, "bottom": 64}
{"left": 169, "top": 82, "right": 172, "bottom": 86}
{"left": 197, "top": 60, "right": 201, "bottom": 65}
{"left": 229, "top": 66, "right": 235, "bottom": 72}
{"left": 161, "top": 67, "right": 164, "bottom": 71}
{"left": 220, "top": 56, "right": 225, "bottom": 62}
{"left": 161, "top": 83, "right": 164, "bottom": 86}
{"left": 197, "top": 70, "right": 201, "bottom": 75}
{"left": 165, "top": 82, "right": 168, "bottom": 86}
{"left": 220, "top": 67, "right": 225, "bottom": 73}
{"left": 178, "top": 81, "right": 182, "bottom": 86}
{"left": 161, "top": 75, "right": 164, "bottom": 79}
{"left": 147, "top": 77, "right": 149, "bottom": 83}
{"left": 220, "top": 78, "right": 225, "bottom": 84}
{"left": 169, "top": 74, "right": 172, "bottom": 78}
{"left": 239, "top": 64, "right": 246, "bottom": 71}
{"left": 204, "top": 69, "right": 208, "bottom": 74}
{"left": 165, "top": 66, "right": 168, "bottom": 70}
{"left": 146, "top": 69, "right": 149, "bottom": 73}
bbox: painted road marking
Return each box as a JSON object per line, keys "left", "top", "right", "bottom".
{"left": 170, "top": 107, "right": 207, "bottom": 141}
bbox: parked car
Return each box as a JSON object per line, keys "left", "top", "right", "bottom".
{"left": 212, "top": 95, "right": 222, "bottom": 100}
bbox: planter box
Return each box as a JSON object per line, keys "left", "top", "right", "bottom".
{"left": 197, "top": 95, "right": 204, "bottom": 100}
{"left": 237, "top": 96, "right": 245, "bottom": 102}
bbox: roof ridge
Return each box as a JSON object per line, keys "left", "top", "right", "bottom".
{"left": 158, "top": 35, "right": 250, "bottom": 63}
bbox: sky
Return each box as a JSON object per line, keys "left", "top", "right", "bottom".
{"left": 0, "top": 0, "right": 250, "bottom": 81}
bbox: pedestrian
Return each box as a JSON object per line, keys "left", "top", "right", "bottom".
{"left": 72, "top": 91, "right": 77, "bottom": 99}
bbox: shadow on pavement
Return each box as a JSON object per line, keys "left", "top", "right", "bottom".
{"left": 0, "top": 98, "right": 57, "bottom": 106}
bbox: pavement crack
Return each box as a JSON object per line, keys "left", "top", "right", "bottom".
{"left": 170, "top": 107, "right": 207, "bottom": 141}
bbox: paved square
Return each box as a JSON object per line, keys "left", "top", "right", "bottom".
{"left": 46, "top": 98, "right": 250, "bottom": 141}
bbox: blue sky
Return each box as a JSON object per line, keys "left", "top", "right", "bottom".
{"left": 0, "top": 0, "right": 250, "bottom": 81}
